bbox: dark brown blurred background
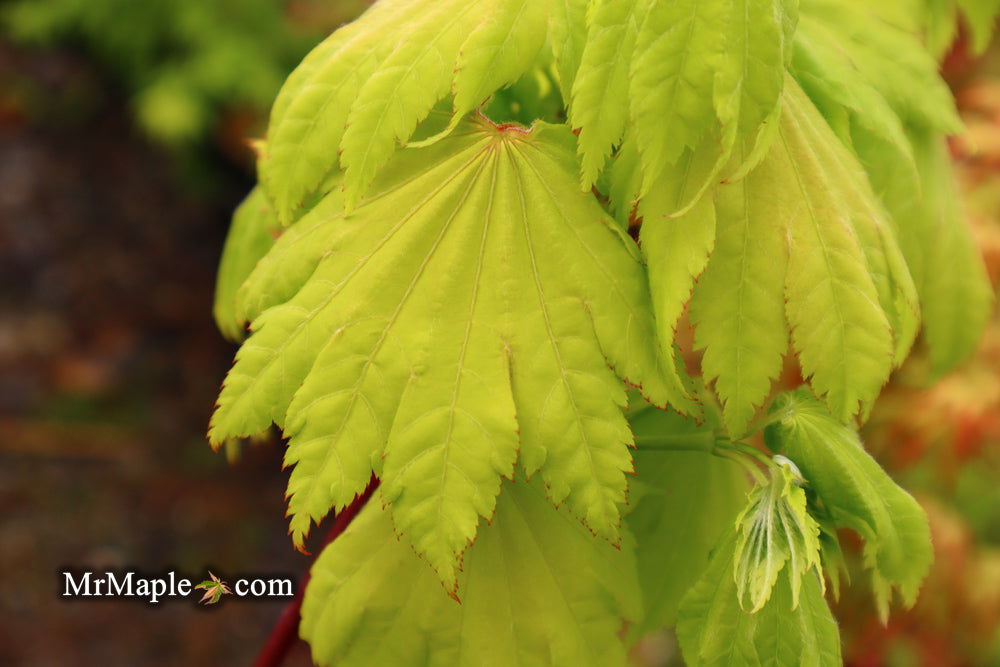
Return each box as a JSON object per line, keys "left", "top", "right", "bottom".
{"left": 0, "top": 1, "right": 367, "bottom": 664}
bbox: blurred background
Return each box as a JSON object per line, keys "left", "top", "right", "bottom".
{"left": 0, "top": 1, "right": 996, "bottom": 665}
{"left": 0, "top": 1, "right": 366, "bottom": 665}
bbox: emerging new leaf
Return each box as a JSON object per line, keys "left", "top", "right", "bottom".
{"left": 733, "top": 457, "right": 824, "bottom": 613}
{"left": 677, "top": 530, "right": 842, "bottom": 667}
{"left": 210, "top": 117, "right": 692, "bottom": 590}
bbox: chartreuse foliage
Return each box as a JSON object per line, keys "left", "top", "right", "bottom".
{"left": 209, "top": 0, "right": 997, "bottom": 664}
{"left": 300, "top": 476, "right": 640, "bottom": 666}
{"left": 212, "top": 187, "right": 278, "bottom": 342}
{"left": 671, "top": 386, "right": 932, "bottom": 664}
{"left": 765, "top": 390, "right": 933, "bottom": 620}
{"left": 864, "top": 127, "right": 995, "bottom": 376}
{"left": 910, "top": 0, "right": 1000, "bottom": 55}
{"left": 733, "top": 458, "right": 824, "bottom": 613}
{"left": 668, "top": 77, "right": 914, "bottom": 435}
{"left": 262, "top": 0, "right": 562, "bottom": 221}
{"left": 211, "top": 117, "right": 690, "bottom": 590}
{"left": 625, "top": 403, "right": 749, "bottom": 636}
{"left": 858, "top": 0, "right": 1000, "bottom": 55}
{"left": 677, "top": 529, "right": 842, "bottom": 667}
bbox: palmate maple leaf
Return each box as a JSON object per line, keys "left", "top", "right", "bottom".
{"left": 195, "top": 572, "right": 232, "bottom": 605}
{"left": 210, "top": 116, "right": 692, "bottom": 590}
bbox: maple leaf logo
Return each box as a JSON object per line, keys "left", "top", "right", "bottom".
{"left": 194, "top": 572, "right": 232, "bottom": 605}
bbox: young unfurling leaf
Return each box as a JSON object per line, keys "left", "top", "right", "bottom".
{"left": 677, "top": 530, "right": 842, "bottom": 667}
{"left": 734, "top": 458, "right": 824, "bottom": 612}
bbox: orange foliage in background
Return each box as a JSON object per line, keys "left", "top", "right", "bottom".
{"left": 837, "top": 39, "right": 1000, "bottom": 667}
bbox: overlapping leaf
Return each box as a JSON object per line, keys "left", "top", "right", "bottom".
{"left": 628, "top": 0, "right": 791, "bottom": 204}
{"left": 262, "top": 0, "right": 560, "bottom": 223}
{"left": 869, "top": 128, "right": 993, "bottom": 375}
{"left": 613, "top": 0, "right": 970, "bottom": 430}
{"left": 787, "top": 83, "right": 921, "bottom": 368}
{"left": 451, "top": 0, "right": 550, "bottom": 125}
{"left": 210, "top": 117, "right": 691, "bottom": 590}
{"left": 300, "top": 478, "right": 640, "bottom": 667}
{"left": 677, "top": 530, "right": 842, "bottom": 667}
{"left": 572, "top": 0, "right": 794, "bottom": 198}
{"left": 688, "top": 140, "right": 791, "bottom": 438}
{"left": 955, "top": 0, "right": 1000, "bottom": 52}
{"left": 548, "top": 0, "right": 589, "bottom": 101}
{"left": 767, "top": 81, "right": 899, "bottom": 422}
{"left": 638, "top": 148, "right": 718, "bottom": 399}
{"left": 626, "top": 403, "right": 748, "bottom": 636}
{"left": 796, "top": 0, "right": 961, "bottom": 134}
{"left": 570, "top": 0, "right": 650, "bottom": 188}
{"left": 212, "top": 186, "right": 279, "bottom": 342}
{"left": 906, "top": 131, "right": 994, "bottom": 374}
{"left": 908, "top": 0, "right": 1000, "bottom": 55}
{"left": 764, "top": 389, "right": 933, "bottom": 618}
{"left": 791, "top": 5, "right": 920, "bottom": 192}
{"left": 792, "top": 1, "right": 990, "bottom": 373}
{"left": 629, "top": 0, "right": 724, "bottom": 194}
{"left": 646, "top": 79, "right": 908, "bottom": 431}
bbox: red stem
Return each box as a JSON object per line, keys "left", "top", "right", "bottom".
{"left": 254, "top": 475, "right": 379, "bottom": 667}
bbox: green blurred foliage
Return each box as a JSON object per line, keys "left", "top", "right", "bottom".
{"left": 1, "top": 0, "right": 365, "bottom": 146}
{"left": 840, "top": 45, "right": 1000, "bottom": 662}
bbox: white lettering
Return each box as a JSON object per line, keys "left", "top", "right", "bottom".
{"left": 269, "top": 578, "right": 294, "bottom": 597}
{"left": 149, "top": 579, "right": 167, "bottom": 604}
{"left": 106, "top": 572, "right": 133, "bottom": 596}
{"left": 63, "top": 572, "right": 91, "bottom": 596}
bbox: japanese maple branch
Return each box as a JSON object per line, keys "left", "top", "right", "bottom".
{"left": 254, "top": 475, "right": 379, "bottom": 667}
{"left": 635, "top": 432, "right": 774, "bottom": 484}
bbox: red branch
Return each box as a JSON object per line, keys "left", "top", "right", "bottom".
{"left": 254, "top": 475, "right": 380, "bottom": 667}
